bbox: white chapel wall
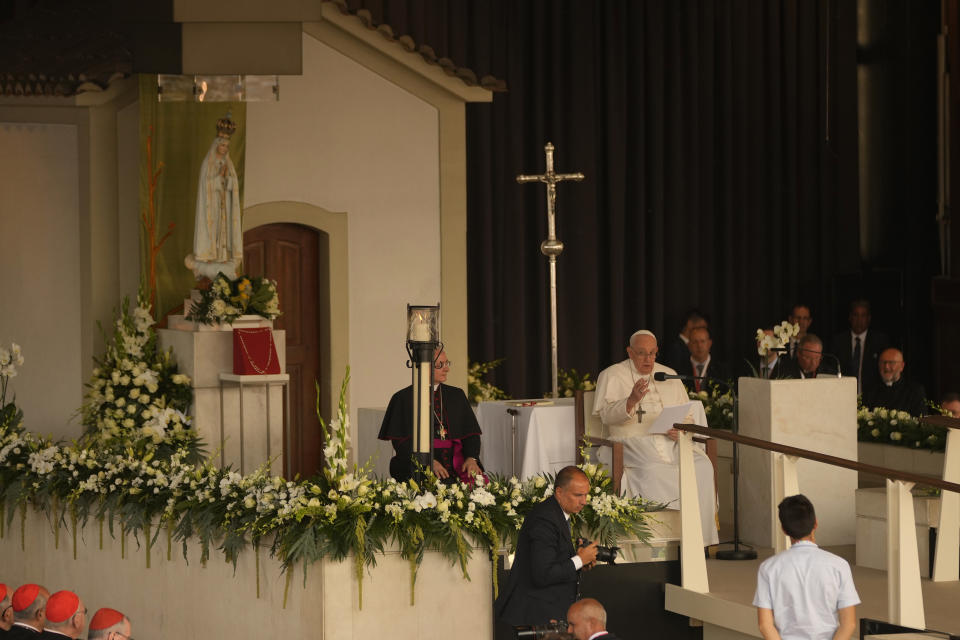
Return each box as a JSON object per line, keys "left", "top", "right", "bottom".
{"left": 0, "top": 122, "right": 84, "bottom": 437}
{"left": 244, "top": 32, "right": 442, "bottom": 429}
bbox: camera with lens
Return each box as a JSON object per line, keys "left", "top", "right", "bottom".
{"left": 514, "top": 620, "right": 569, "bottom": 640}
{"left": 579, "top": 538, "right": 619, "bottom": 564}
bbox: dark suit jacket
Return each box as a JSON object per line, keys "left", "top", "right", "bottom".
{"left": 768, "top": 356, "right": 798, "bottom": 380}
{"left": 662, "top": 335, "right": 690, "bottom": 373}
{"left": 682, "top": 358, "right": 732, "bottom": 394}
{"left": 593, "top": 633, "right": 621, "bottom": 640}
{"left": 494, "top": 496, "right": 579, "bottom": 626}
{"left": 830, "top": 330, "right": 890, "bottom": 396}
{"left": 772, "top": 356, "right": 840, "bottom": 380}
{"left": 863, "top": 378, "right": 928, "bottom": 417}
{"left": 5, "top": 625, "right": 41, "bottom": 640}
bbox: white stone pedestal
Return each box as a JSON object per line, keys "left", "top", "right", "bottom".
{"left": 738, "top": 377, "right": 858, "bottom": 547}
{"left": 855, "top": 486, "right": 939, "bottom": 577}
{"left": 158, "top": 328, "right": 286, "bottom": 472}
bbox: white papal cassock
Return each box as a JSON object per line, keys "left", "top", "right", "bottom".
{"left": 593, "top": 359, "right": 719, "bottom": 545}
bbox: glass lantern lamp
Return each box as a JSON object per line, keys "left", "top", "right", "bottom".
{"left": 406, "top": 304, "right": 440, "bottom": 480}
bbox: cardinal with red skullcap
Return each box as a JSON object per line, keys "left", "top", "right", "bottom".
{"left": 38, "top": 590, "right": 85, "bottom": 640}
{"left": 7, "top": 583, "right": 49, "bottom": 638}
{"left": 87, "top": 609, "right": 130, "bottom": 640}
{"left": 0, "top": 583, "right": 14, "bottom": 634}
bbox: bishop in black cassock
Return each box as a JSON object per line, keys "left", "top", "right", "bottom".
{"left": 378, "top": 351, "right": 483, "bottom": 482}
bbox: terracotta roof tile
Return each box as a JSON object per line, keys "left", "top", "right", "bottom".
{"left": 0, "top": 0, "right": 504, "bottom": 98}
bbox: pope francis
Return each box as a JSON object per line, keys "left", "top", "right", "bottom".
{"left": 593, "top": 329, "right": 719, "bottom": 545}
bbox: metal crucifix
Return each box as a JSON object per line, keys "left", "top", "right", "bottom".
{"left": 517, "top": 142, "right": 584, "bottom": 399}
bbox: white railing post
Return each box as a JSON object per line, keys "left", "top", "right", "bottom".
{"left": 678, "top": 431, "right": 708, "bottom": 592}
{"left": 886, "top": 479, "right": 925, "bottom": 629}
{"left": 772, "top": 453, "right": 799, "bottom": 552}
{"left": 933, "top": 428, "right": 960, "bottom": 581}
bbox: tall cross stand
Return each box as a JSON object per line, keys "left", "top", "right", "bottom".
{"left": 517, "top": 142, "right": 584, "bottom": 399}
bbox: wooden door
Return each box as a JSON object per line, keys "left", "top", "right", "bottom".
{"left": 244, "top": 223, "right": 322, "bottom": 479}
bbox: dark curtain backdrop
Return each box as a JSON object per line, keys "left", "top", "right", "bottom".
{"left": 348, "top": 0, "right": 861, "bottom": 398}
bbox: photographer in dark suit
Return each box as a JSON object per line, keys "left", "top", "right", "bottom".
{"left": 495, "top": 466, "right": 598, "bottom": 627}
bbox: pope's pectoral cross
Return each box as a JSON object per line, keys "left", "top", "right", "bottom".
{"left": 517, "top": 142, "right": 584, "bottom": 399}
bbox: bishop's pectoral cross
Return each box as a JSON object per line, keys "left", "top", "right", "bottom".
{"left": 517, "top": 142, "right": 584, "bottom": 399}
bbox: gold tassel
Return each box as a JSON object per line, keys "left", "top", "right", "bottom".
{"left": 255, "top": 544, "right": 261, "bottom": 599}
{"left": 409, "top": 555, "right": 418, "bottom": 606}
{"left": 53, "top": 496, "right": 60, "bottom": 549}
{"left": 282, "top": 567, "right": 292, "bottom": 609}
{"left": 20, "top": 502, "right": 26, "bottom": 552}
{"left": 71, "top": 505, "right": 78, "bottom": 561}
{"left": 356, "top": 554, "right": 364, "bottom": 611}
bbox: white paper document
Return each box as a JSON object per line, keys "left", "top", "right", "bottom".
{"left": 647, "top": 400, "right": 706, "bottom": 435}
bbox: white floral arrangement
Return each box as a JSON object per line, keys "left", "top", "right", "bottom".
{"left": 0, "top": 366, "right": 662, "bottom": 610}
{"left": 689, "top": 387, "right": 735, "bottom": 430}
{"left": 0, "top": 343, "right": 25, "bottom": 437}
{"left": 0, "top": 342, "right": 24, "bottom": 407}
{"left": 80, "top": 297, "right": 197, "bottom": 457}
{"left": 857, "top": 404, "right": 946, "bottom": 451}
{"left": 755, "top": 320, "right": 800, "bottom": 357}
{"left": 467, "top": 359, "right": 510, "bottom": 404}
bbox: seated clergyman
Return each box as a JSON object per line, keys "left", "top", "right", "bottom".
{"left": 378, "top": 349, "right": 485, "bottom": 483}
{"left": 592, "top": 330, "right": 718, "bottom": 545}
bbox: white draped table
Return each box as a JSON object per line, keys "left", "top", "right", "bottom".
{"left": 476, "top": 399, "right": 578, "bottom": 478}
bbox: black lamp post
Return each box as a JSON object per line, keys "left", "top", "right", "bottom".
{"left": 406, "top": 304, "right": 440, "bottom": 481}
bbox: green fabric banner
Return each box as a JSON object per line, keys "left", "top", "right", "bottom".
{"left": 138, "top": 74, "right": 246, "bottom": 322}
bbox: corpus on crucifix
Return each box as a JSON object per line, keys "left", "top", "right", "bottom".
{"left": 516, "top": 142, "right": 584, "bottom": 399}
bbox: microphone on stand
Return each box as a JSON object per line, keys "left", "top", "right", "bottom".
{"left": 822, "top": 353, "right": 843, "bottom": 378}
{"left": 653, "top": 371, "right": 694, "bottom": 382}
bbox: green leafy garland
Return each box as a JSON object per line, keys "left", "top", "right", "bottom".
{"left": 186, "top": 272, "right": 280, "bottom": 326}
{"left": 2, "top": 346, "right": 662, "bottom": 609}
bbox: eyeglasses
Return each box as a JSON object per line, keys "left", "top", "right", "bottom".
{"left": 434, "top": 360, "right": 452, "bottom": 370}
{"left": 631, "top": 350, "right": 657, "bottom": 360}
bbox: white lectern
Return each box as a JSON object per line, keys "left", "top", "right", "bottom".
{"left": 738, "top": 376, "right": 858, "bottom": 547}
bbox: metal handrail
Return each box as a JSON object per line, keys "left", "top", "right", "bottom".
{"left": 673, "top": 423, "right": 960, "bottom": 494}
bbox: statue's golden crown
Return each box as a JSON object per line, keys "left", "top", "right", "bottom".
{"left": 216, "top": 113, "right": 237, "bottom": 138}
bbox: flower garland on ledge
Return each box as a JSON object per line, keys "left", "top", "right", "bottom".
{"left": 186, "top": 272, "right": 280, "bottom": 326}
{"left": 857, "top": 403, "right": 949, "bottom": 452}
{"left": 1, "top": 351, "right": 662, "bottom": 610}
